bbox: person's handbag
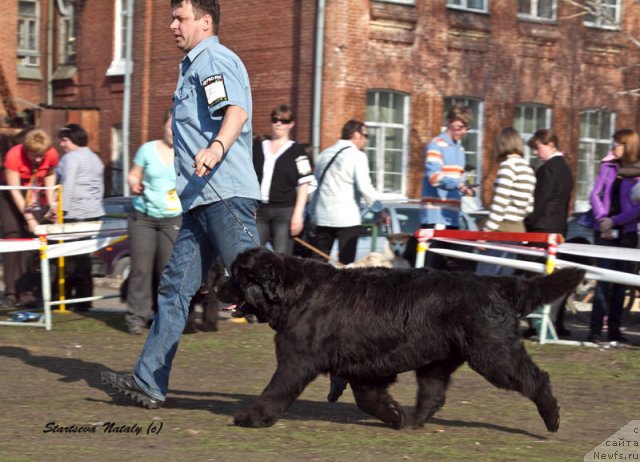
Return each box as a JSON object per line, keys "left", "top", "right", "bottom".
{"left": 303, "top": 146, "right": 350, "bottom": 237}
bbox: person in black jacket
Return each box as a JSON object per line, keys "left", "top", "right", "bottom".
{"left": 252, "top": 104, "right": 315, "bottom": 254}
{"left": 525, "top": 129, "right": 573, "bottom": 235}
{"left": 523, "top": 129, "right": 574, "bottom": 337}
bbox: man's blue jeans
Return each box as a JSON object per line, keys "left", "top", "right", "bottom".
{"left": 133, "top": 197, "right": 259, "bottom": 400}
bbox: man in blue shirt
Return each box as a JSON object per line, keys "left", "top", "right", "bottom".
{"left": 102, "top": 0, "right": 260, "bottom": 408}
{"left": 419, "top": 104, "right": 476, "bottom": 271}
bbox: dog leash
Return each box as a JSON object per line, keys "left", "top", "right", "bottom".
{"left": 201, "top": 162, "right": 260, "bottom": 247}
{"left": 293, "top": 237, "right": 343, "bottom": 267}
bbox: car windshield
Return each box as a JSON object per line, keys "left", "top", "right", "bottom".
{"left": 396, "top": 208, "right": 421, "bottom": 233}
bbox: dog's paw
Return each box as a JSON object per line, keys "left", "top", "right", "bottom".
{"left": 233, "top": 411, "right": 276, "bottom": 428}
{"left": 200, "top": 322, "right": 218, "bottom": 332}
{"left": 388, "top": 405, "right": 407, "bottom": 430}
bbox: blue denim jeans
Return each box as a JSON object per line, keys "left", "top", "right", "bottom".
{"left": 133, "top": 197, "right": 259, "bottom": 400}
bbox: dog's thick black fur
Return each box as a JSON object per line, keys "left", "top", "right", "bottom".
{"left": 222, "top": 247, "right": 585, "bottom": 431}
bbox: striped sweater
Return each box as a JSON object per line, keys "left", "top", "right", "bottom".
{"left": 485, "top": 156, "right": 536, "bottom": 231}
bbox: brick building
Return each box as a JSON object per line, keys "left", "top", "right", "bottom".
{"left": 1, "top": 0, "right": 639, "bottom": 211}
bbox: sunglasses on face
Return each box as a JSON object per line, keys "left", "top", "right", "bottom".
{"left": 360, "top": 132, "right": 369, "bottom": 139}
{"left": 271, "top": 116, "right": 292, "bottom": 124}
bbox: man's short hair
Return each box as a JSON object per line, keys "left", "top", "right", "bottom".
{"left": 341, "top": 120, "right": 366, "bottom": 140}
{"left": 527, "top": 129, "right": 559, "bottom": 150}
{"left": 446, "top": 104, "right": 473, "bottom": 126}
{"left": 23, "top": 129, "right": 52, "bottom": 155}
{"left": 171, "top": 0, "right": 220, "bottom": 34}
{"left": 58, "top": 124, "right": 89, "bottom": 147}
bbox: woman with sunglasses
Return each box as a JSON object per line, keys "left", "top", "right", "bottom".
{"left": 587, "top": 128, "right": 640, "bottom": 344}
{"left": 252, "top": 104, "right": 314, "bottom": 254}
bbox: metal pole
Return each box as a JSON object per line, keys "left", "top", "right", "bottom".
{"left": 311, "top": 0, "right": 326, "bottom": 159}
{"left": 122, "top": 0, "right": 135, "bottom": 196}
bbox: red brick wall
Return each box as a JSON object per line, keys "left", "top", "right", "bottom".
{"left": 321, "top": 0, "right": 640, "bottom": 203}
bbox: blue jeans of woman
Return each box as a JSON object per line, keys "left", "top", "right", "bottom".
{"left": 590, "top": 231, "right": 638, "bottom": 337}
{"left": 133, "top": 198, "right": 258, "bottom": 400}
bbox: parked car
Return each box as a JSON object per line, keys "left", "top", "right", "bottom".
{"left": 346, "top": 199, "right": 487, "bottom": 262}
{"left": 92, "top": 196, "right": 132, "bottom": 279}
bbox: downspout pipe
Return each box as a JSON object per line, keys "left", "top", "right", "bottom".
{"left": 311, "top": 0, "right": 326, "bottom": 159}
{"left": 122, "top": 0, "right": 135, "bottom": 196}
{"left": 47, "top": 0, "right": 54, "bottom": 105}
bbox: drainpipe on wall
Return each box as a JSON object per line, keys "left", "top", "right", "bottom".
{"left": 311, "top": 0, "right": 326, "bottom": 159}
{"left": 46, "top": 0, "right": 54, "bottom": 105}
{"left": 122, "top": 0, "right": 135, "bottom": 196}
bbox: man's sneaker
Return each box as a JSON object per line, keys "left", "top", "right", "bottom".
{"left": 101, "top": 372, "right": 164, "bottom": 409}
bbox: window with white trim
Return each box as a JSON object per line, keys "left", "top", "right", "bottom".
{"left": 446, "top": 0, "right": 488, "bottom": 13}
{"left": 374, "top": 0, "right": 414, "bottom": 4}
{"left": 111, "top": 125, "right": 124, "bottom": 195}
{"left": 365, "top": 90, "right": 411, "bottom": 197}
{"left": 513, "top": 103, "right": 552, "bottom": 170}
{"left": 106, "top": 0, "right": 129, "bottom": 76}
{"left": 584, "top": 0, "right": 621, "bottom": 29}
{"left": 517, "top": 0, "right": 556, "bottom": 20}
{"left": 576, "top": 109, "right": 616, "bottom": 211}
{"left": 58, "top": 0, "right": 76, "bottom": 65}
{"left": 18, "top": 0, "right": 40, "bottom": 67}
{"left": 442, "top": 97, "right": 484, "bottom": 201}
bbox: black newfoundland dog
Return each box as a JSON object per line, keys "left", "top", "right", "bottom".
{"left": 224, "top": 248, "right": 584, "bottom": 431}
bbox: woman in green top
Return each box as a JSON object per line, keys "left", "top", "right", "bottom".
{"left": 125, "top": 110, "right": 183, "bottom": 334}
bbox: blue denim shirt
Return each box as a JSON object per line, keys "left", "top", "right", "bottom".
{"left": 172, "top": 36, "right": 260, "bottom": 211}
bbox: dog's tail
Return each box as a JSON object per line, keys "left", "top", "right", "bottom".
{"left": 519, "top": 267, "right": 586, "bottom": 316}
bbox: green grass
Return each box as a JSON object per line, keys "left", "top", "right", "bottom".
{"left": 0, "top": 311, "right": 638, "bottom": 462}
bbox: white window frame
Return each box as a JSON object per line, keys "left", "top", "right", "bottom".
{"left": 446, "top": 0, "right": 489, "bottom": 14}
{"left": 442, "top": 97, "right": 484, "bottom": 207}
{"left": 576, "top": 109, "right": 616, "bottom": 212}
{"left": 584, "top": 0, "right": 621, "bottom": 29}
{"left": 374, "top": 0, "right": 415, "bottom": 4}
{"left": 18, "top": 0, "right": 40, "bottom": 67}
{"left": 57, "top": 0, "right": 76, "bottom": 65}
{"left": 365, "top": 90, "right": 411, "bottom": 198}
{"left": 111, "top": 125, "right": 124, "bottom": 195}
{"left": 106, "top": 0, "right": 128, "bottom": 76}
{"left": 517, "top": 0, "right": 557, "bottom": 21}
{"left": 513, "top": 103, "right": 552, "bottom": 168}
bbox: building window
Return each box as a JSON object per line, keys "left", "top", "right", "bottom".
{"left": 58, "top": 0, "right": 76, "bottom": 65}
{"left": 365, "top": 90, "right": 411, "bottom": 197}
{"left": 576, "top": 109, "right": 616, "bottom": 211}
{"left": 513, "top": 103, "right": 552, "bottom": 169}
{"left": 18, "top": 0, "right": 40, "bottom": 67}
{"left": 446, "top": 0, "right": 488, "bottom": 13}
{"left": 517, "top": 0, "right": 556, "bottom": 20}
{"left": 106, "top": 0, "right": 129, "bottom": 76}
{"left": 584, "top": 0, "right": 621, "bottom": 28}
{"left": 374, "top": 0, "right": 415, "bottom": 4}
{"left": 111, "top": 125, "right": 124, "bottom": 195}
{"left": 442, "top": 97, "right": 484, "bottom": 201}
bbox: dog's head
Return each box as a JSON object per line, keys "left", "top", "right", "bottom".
{"left": 386, "top": 233, "right": 411, "bottom": 257}
{"left": 220, "top": 248, "right": 288, "bottom": 328}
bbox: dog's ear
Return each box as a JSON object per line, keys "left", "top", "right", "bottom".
{"left": 258, "top": 257, "right": 285, "bottom": 305}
